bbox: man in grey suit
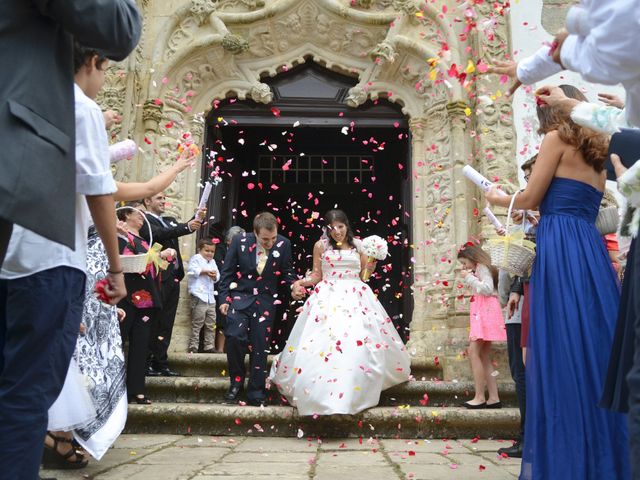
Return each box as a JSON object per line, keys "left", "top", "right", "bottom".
{"left": 0, "top": 2, "right": 141, "bottom": 478}
{"left": 0, "top": 0, "right": 142, "bottom": 267}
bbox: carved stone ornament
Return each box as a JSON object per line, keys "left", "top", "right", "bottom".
{"left": 249, "top": 82, "right": 273, "bottom": 104}
{"left": 345, "top": 85, "right": 369, "bottom": 108}
{"left": 142, "top": 100, "right": 164, "bottom": 132}
{"left": 190, "top": 0, "right": 217, "bottom": 25}
{"left": 369, "top": 40, "right": 397, "bottom": 63}
{"left": 222, "top": 33, "right": 250, "bottom": 54}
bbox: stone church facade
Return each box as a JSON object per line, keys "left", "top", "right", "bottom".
{"left": 101, "top": 0, "right": 568, "bottom": 379}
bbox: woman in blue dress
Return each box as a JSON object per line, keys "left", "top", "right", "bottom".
{"left": 486, "top": 84, "right": 629, "bottom": 479}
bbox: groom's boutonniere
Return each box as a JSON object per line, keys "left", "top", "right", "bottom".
{"left": 272, "top": 250, "right": 280, "bottom": 258}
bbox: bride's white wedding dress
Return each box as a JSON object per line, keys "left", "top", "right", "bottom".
{"left": 269, "top": 242, "right": 411, "bottom": 415}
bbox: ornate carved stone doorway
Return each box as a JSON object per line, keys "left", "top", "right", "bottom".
{"left": 202, "top": 63, "right": 413, "bottom": 348}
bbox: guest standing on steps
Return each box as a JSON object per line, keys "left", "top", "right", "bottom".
{"left": 457, "top": 242, "right": 506, "bottom": 410}
{"left": 217, "top": 212, "right": 303, "bottom": 406}
{"left": 140, "top": 193, "right": 203, "bottom": 377}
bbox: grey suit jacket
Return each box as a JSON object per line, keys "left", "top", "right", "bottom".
{"left": 0, "top": 0, "right": 142, "bottom": 248}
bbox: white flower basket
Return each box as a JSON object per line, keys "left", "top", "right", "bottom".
{"left": 487, "top": 191, "right": 536, "bottom": 277}
{"left": 596, "top": 206, "right": 619, "bottom": 235}
{"left": 116, "top": 206, "right": 153, "bottom": 273}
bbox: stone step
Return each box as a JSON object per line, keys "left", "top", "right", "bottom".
{"left": 125, "top": 403, "right": 520, "bottom": 439}
{"left": 167, "top": 352, "right": 443, "bottom": 379}
{"left": 144, "top": 377, "right": 518, "bottom": 408}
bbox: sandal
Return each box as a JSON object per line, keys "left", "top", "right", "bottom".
{"left": 42, "top": 432, "right": 88, "bottom": 470}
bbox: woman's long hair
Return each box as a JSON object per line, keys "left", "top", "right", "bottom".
{"left": 537, "top": 84, "right": 609, "bottom": 172}
{"left": 457, "top": 242, "right": 499, "bottom": 288}
{"left": 324, "top": 209, "right": 355, "bottom": 250}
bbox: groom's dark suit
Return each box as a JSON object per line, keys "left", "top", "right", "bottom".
{"left": 218, "top": 232, "right": 296, "bottom": 402}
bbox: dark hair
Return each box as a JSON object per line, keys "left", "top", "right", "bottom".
{"left": 197, "top": 238, "right": 216, "bottom": 250}
{"left": 536, "top": 84, "right": 609, "bottom": 172}
{"left": 116, "top": 201, "right": 143, "bottom": 222}
{"left": 253, "top": 212, "right": 278, "bottom": 232}
{"left": 324, "top": 209, "right": 355, "bottom": 250}
{"left": 73, "top": 40, "right": 108, "bottom": 74}
{"left": 457, "top": 242, "right": 499, "bottom": 287}
{"left": 521, "top": 154, "right": 537, "bottom": 172}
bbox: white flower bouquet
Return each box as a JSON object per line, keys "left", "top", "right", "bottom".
{"left": 361, "top": 235, "right": 388, "bottom": 281}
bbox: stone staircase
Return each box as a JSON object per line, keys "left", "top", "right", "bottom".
{"left": 125, "top": 353, "right": 521, "bottom": 439}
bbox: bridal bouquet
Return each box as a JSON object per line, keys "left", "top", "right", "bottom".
{"left": 361, "top": 235, "right": 388, "bottom": 281}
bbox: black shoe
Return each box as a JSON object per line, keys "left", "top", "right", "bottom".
{"left": 486, "top": 401, "right": 502, "bottom": 409}
{"left": 498, "top": 440, "right": 523, "bottom": 458}
{"left": 224, "top": 383, "right": 244, "bottom": 402}
{"left": 462, "top": 401, "right": 487, "bottom": 409}
{"left": 146, "top": 366, "right": 161, "bottom": 377}
{"left": 157, "top": 368, "right": 180, "bottom": 377}
{"left": 247, "top": 398, "right": 267, "bottom": 407}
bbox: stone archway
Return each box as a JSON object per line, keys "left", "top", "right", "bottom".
{"left": 104, "top": 0, "right": 519, "bottom": 376}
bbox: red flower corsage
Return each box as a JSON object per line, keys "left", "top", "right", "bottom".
{"left": 94, "top": 279, "right": 110, "bottom": 303}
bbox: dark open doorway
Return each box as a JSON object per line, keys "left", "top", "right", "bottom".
{"left": 200, "top": 62, "right": 413, "bottom": 350}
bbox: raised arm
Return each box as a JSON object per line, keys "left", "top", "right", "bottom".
{"left": 114, "top": 155, "right": 194, "bottom": 202}
{"left": 140, "top": 217, "right": 196, "bottom": 243}
{"left": 34, "top": 0, "right": 142, "bottom": 61}
{"left": 486, "top": 131, "right": 562, "bottom": 210}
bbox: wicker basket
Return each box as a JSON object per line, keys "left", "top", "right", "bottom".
{"left": 596, "top": 206, "right": 619, "bottom": 235}
{"left": 487, "top": 191, "right": 536, "bottom": 277}
{"left": 116, "top": 206, "right": 153, "bottom": 273}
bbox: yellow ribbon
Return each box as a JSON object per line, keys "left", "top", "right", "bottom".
{"left": 145, "top": 243, "right": 169, "bottom": 272}
{"left": 487, "top": 231, "right": 536, "bottom": 267}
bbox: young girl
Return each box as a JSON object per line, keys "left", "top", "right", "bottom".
{"left": 457, "top": 242, "right": 506, "bottom": 409}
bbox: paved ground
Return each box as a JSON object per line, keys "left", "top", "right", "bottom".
{"left": 41, "top": 434, "right": 522, "bottom": 479}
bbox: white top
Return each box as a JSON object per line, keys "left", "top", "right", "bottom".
{"left": 516, "top": 0, "right": 640, "bottom": 127}
{"left": 463, "top": 264, "right": 496, "bottom": 296}
{"left": 0, "top": 84, "right": 117, "bottom": 279}
{"left": 187, "top": 254, "right": 220, "bottom": 303}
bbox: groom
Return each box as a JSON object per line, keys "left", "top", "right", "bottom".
{"left": 218, "top": 212, "right": 303, "bottom": 406}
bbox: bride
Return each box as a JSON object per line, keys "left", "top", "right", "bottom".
{"left": 269, "top": 209, "right": 411, "bottom": 415}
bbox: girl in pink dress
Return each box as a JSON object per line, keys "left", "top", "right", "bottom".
{"left": 457, "top": 242, "right": 507, "bottom": 409}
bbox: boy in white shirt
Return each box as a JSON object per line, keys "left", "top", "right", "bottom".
{"left": 0, "top": 42, "right": 126, "bottom": 478}
{"left": 187, "top": 239, "right": 220, "bottom": 353}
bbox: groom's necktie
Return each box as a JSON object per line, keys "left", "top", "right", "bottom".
{"left": 256, "top": 246, "right": 268, "bottom": 275}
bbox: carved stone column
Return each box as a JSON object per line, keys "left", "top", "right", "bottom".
{"left": 406, "top": 101, "right": 458, "bottom": 368}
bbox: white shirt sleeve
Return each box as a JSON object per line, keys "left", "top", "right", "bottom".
{"left": 560, "top": 0, "right": 640, "bottom": 87}
{"left": 464, "top": 264, "right": 495, "bottom": 296}
{"left": 187, "top": 255, "right": 203, "bottom": 277}
{"left": 516, "top": 45, "right": 564, "bottom": 85}
{"left": 74, "top": 87, "right": 117, "bottom": 196}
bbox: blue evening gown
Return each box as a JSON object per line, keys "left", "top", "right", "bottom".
{"left": 520, "top": 177, "right": 630, "bottom": 480}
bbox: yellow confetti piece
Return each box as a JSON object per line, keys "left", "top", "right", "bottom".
{"left": 130, "top": 451, "right": 137, "bottom": 455}
{"left": 431, "top": 411, "right": 439, "bottom": 417}
{"left": 288, "top": 346, "right": 295, "bottom": 353}
{"left": 464, "top": 107, "right": 471, "bottom": 116}
{"left": 415, "top": 11, "right": 424, "bottom": 18}
{"left": 221, "top": 369, "right": 226, "bottom": 376}
{"left": 465, "top": 60, "right": 475, "bottom": 74}
{"left": 217, "top": 116, "right": 224, "bottom": 122}
{"left": 429, "top": 69, "right": 438, "bottom": 81}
